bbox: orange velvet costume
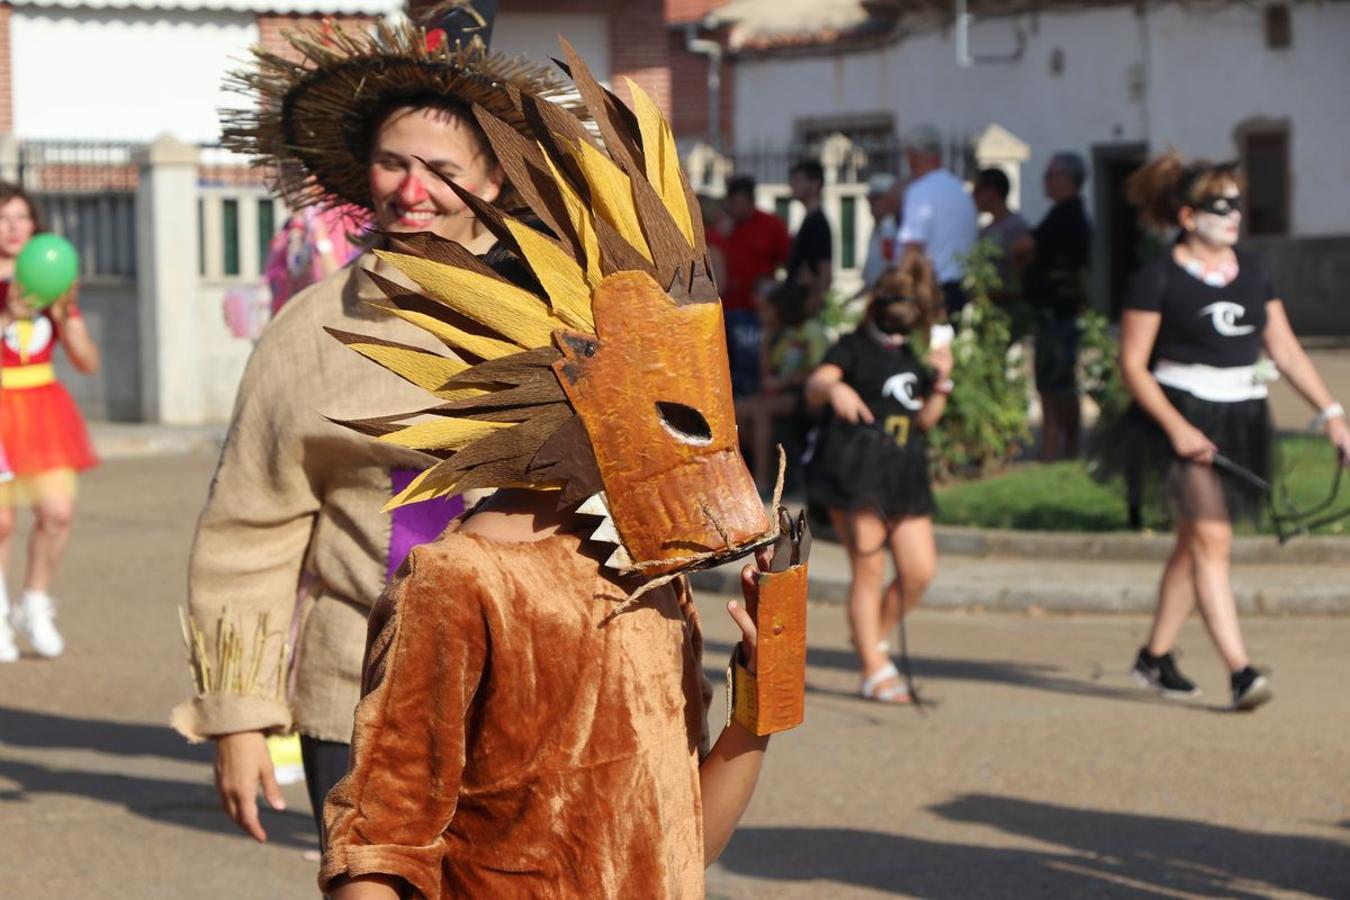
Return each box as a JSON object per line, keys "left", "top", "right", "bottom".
{"left": 320, "top": 527, "right": 712, "bottom": 898}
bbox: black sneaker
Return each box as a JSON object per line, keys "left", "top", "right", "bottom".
{"left": 1231, "top": 666, "right": 1273, "bottom": 711}
{"left": 1131, "top": 647, "right": 1201, "bottom": 699}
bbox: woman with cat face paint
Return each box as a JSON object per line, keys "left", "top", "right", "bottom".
{"left": 804, "top": 249, "right": 953, "bottom": 703}
{"left": 1091, "top": 151, "right": 1350, "bottom": 710}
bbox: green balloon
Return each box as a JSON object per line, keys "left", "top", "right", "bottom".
{"left": 15, "top": 234, "right": 79, "bottom": 309}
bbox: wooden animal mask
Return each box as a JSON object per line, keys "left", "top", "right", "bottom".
{"left": 331, "top": 36, "right": 781, "bottom": 581}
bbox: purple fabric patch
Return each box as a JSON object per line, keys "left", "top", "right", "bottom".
{"left": 387, "top": 467, "right": 464, "bottom": 583}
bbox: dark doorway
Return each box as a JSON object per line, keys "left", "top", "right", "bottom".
{"left": 1091, "top": 143, "right": 1154, "bottom": 321}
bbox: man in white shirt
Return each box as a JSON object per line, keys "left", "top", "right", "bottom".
{"left": 859, "top": 173, "right": 902, "bottom": 295}
{"left": 898, "top": 123, "right": 978, "bottom": 317}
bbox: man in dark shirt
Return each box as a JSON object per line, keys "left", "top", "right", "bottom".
{"left": 1024, "top": 151, "right": 1093, "bottom": 460}
{"left": 720, "top": 174, "right": 791, "bottom": 394}
{"left": 786, "top": 159, "right": 832, "bottom": 308}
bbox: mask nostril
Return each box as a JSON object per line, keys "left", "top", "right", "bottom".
{"left": 656, "top": 402, "right": 713, "bottom": 446}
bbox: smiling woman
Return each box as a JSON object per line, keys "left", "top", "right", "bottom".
{"left": 179, "top": 17, "right": 589, "bottom": 857}
{"left": 366, "top": 100, "right": 504, "bottom": 253}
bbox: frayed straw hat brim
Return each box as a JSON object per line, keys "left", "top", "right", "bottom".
{"left": 222, "top": 21, "right": 579, "bottom": 211}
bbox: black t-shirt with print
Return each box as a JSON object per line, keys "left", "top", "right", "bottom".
{"left": 823, "top": 330, "right": 932, "bottom": 444}
{"left": 787, "top": 209, "right": 832, "bottom": 284}
{"left": 1125, "top": 250, "right": 1275, "bottom": 368}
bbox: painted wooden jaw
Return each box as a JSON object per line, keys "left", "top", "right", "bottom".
{"left": 554, "top": 270, "right": 771, "bottom": 575}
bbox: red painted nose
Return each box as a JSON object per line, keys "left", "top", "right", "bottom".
{"left": 397, "top": 173, "right": 429, "bottom": 207}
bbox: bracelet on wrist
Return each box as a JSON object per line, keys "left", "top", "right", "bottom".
{"left": 934, "top": 378, "right": 955, "bottom": 395}
{"left": 1312, "top": 402, "right": 1345, "bottom": 430}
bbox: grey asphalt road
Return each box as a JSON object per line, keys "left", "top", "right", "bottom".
{"left": 1, "top": 453, "right": 1346, "bottom": 899}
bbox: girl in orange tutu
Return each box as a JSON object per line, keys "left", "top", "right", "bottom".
{"left": 0, "top": 183, "right": 99, "bottom": 661}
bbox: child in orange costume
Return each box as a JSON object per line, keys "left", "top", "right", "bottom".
{"left": 317, "top": 41, "right": 811, "bottom": 900}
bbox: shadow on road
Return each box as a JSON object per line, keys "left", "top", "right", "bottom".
{"left": 704, "top": 639, "right": 1144, "bottom": 704}
{"left": 719, "top": 796, "right": 1349, "bottom": 899}
{"left": 0, "top": 706, "right": 317, "bottom": 851}
{"left": 931, "top": 794, "right": 1350, "bottom": 899}
{"left": 0, "top": 705, "right": 209, "bottom": 762}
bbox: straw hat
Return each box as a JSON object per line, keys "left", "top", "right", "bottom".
{"left": 222, "top": 19, "right": 580, "bottom": 211}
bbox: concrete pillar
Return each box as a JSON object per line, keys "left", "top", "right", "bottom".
{"left": 973, "top": 123, "right": 1030, "bottom": 211}
{"left": 0, "top": 133, "right": 19, "bottom": 183}
{"left": 135, "top": 134, "right": 202, "bottom": 424}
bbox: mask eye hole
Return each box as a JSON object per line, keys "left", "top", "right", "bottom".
{"left": 656, "top": 402, "right": 713, "bottom": 446}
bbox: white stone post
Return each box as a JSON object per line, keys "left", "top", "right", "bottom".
{"left": 135, "top": 134, "right": 202, "bottom": 424}
{"left": 973, "top": 123, "right": 1030, "bottom": 211}
{"left": 0, "top": 134, "right": 19, "bottom": 183}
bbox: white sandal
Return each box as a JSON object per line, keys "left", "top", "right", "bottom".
{"left": 859, "top": 661, "right": 910, "bottom": 704}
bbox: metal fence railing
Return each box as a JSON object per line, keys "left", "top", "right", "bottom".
{"left": 694, "top": 134, "right": 977, "bottom": 192}
{"left": 18, "top": 140, "right": 141, "bottom": 280}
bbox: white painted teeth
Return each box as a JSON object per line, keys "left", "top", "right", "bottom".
{"left": 576, "top": 492, "right": 611, "bottom": 518}
{"left": 577, "top": 491, "right": 630, "bottom": 571}
{"left": 605, "top": 543, "right": 634, "bottom": 570}
{"left": 590, "top": 516, "right": 620, "bottom": 545}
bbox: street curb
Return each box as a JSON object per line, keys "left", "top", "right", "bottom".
{"left": 90, "top": 424, "right": 226, "bottom": 460}
{"left": 85, "top": 424, "right": 1350, "bottom": 614}
{"left": 689, "top": 562, "right": 1350, "bottom": 616}
{"left": 932, "top": 525, "right": 1349, "bottom": 566}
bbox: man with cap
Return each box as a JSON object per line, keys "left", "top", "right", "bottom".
{"left": 898, "top": 123, "right": 978, "bottom": 317}
{"left": 859, "top": 172, "right": 902, "bottom": 295}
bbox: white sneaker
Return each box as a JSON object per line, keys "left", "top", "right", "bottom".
{"left": 12, "top": 591, "right": 64, "bottom": 658}
{"left": 0, "top": 619, "right": 18, "bottom": 662}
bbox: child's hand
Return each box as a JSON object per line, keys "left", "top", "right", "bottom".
{"left": 828, "top": 381, "right": 874, "bottom": 425}
{"left": 727, "top": 546, "right": 773, "bottom": 676}
{"left": 49, "top": 283, "right": 79, "bottom": 323}
{"left": 928, "top": 345, "right": 954, "bottom": 381}
{"left": 6, "top": 289, "right": 36, "bottom": 320}
{"left": 1325, "top": 415, "right": 1350, "bottom": 465}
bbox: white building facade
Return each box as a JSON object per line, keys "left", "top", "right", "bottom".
{"left": 713, "top": 0, "right": 1350, "bottom": 329}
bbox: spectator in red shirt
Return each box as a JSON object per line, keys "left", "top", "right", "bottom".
{"left": 719, "top": 174, "right": 790, "bottom": 394}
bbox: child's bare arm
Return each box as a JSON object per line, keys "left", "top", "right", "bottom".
{"left": 329, "top": 873, "right": 403, "bottom": 900}
{"left": 700, "top": 552, "right": 772, "bottom": 863}
{"left": 700, "top": 717, "right": 770, "bottom": 865}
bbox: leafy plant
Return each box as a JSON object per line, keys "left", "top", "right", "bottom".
{"left": 818, "top": 286, "right": 864, "bottom": 333}
{"left": 923, "top": 239, "right": 1031, "bottom": 481}
{"left": 1077, "top": 308, "right": 1129, "bottom": 421}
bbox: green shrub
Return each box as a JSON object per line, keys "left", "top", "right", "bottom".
{"left": 819, "top": 286, "right": 864, "bottom": 334}
{"left": 923, "top": 240, "right": 1031, "bottom": 481}
{"left": 1077, "top": 308, "right": 1129, "bottom": 421}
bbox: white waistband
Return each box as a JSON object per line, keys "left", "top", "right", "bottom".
{"left": 1152, "top": 360, "right": 1268, "bottom": 402}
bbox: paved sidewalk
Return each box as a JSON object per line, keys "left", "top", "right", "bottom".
{"left": 1, "top": 450, "right": 1346, "bottom": 899}
{"left": 89, "top": 422, "right": 226, "bottom": 460}
{"left": 691, "top": 523, "right": 1350, "bottom": 615}
{"left": 81, "top": 424, "right": 1350, "bottom": 615}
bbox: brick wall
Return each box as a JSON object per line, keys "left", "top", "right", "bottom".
{"left": 0, "top": 4, "right": 12, "bottom": 135}
{"left": 609, "top": 0, "right": 669, "bottom": 114}
{"left": 495, "top": 0, "right": 671, "bottom": 115}
{"left": 668, "top": 26, "right": 732, "bottom": 147}
{"left": 256, "top": 13, "right": 375, "bottom": 64}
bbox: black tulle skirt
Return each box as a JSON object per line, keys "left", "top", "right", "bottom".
{"left": 807, "top": 421, "right": 936, "bottom": 519}
{"left": 1088, "top": 386, "right": 1273, "bottom": 524}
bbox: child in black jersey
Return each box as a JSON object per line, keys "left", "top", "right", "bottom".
{"left": 805, "top": 250, "right": 953, "bottom": 703}
{"left": 1091, "top": 152, "right": 1350, "bottom": 710}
